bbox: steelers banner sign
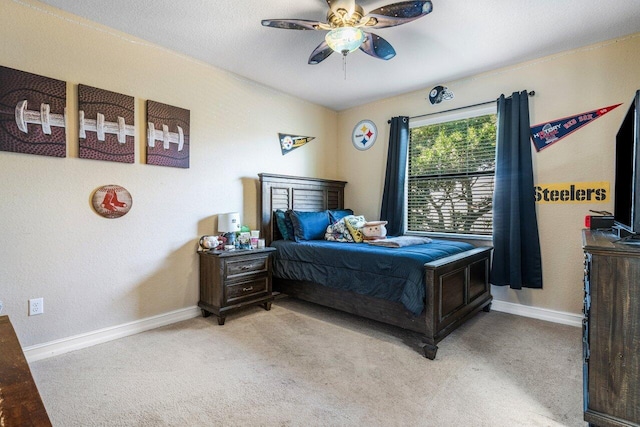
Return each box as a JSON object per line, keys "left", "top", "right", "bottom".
{"left": 279, "top": 133, "right": 315, "bottom": 155}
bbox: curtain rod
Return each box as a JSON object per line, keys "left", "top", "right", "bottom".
{"left": 388, "top": 90, "right": 536, "bottom": 123}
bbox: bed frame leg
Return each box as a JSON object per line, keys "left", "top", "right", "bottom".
{"left": 422, "top": 343, "right": 438, "bottom": 360}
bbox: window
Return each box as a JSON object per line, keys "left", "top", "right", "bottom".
{"left": 407, "top": 106, "right": 497, "bottom": 236}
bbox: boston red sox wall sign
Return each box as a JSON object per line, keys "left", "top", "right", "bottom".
{"left": 91, "top": 185, "right": 132, "bottom": 218}
{"left": 530, "top": 104, "right": 621, "bottom": 151}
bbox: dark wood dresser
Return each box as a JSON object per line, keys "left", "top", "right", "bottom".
{"left": 582, "top": 230, "right": 640, "bottom": 427}
{"left": 0, "top": 315, "right": 51, "bottom": 426}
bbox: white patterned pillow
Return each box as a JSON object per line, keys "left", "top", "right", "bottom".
{"left": 324, "top": 217, "right": 354, "bottom": 242}
{"left": 344, "top": 215, "right": 367, "bottom": 243}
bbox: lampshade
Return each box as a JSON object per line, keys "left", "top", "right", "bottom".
{"left": 218, "top": 212, "right": 241, "bottom": 233}
{"left": 325, "top": 27, "right": 365, "bottom": 55}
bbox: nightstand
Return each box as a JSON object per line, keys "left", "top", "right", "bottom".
{"left": 198, "top": 247, "right": 276, "bottom": 325}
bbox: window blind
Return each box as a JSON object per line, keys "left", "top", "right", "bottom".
{"left": 408, "top": 114, "right": 497, "bottom": 235}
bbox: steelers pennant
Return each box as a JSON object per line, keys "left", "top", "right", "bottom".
{"left": 279, "top": 133, "right": 315, "bottom": 155}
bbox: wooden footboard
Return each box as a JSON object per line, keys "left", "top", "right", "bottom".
{"left": 422, "top": 246, "right": 492, "bottom": 358}
{"left": 259, "top": 173, "right": 493, "bottom": 359}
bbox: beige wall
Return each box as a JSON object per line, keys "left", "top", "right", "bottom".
{"left": 3, "top": 0, "right": 640, "bottom": 348}
{"left": 0, "top": 0, "right": 338, "bottom": 346}
{"left": 337, "top": 33, "right": 640, "bottom": 315}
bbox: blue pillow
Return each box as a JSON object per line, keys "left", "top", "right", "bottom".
{"left": 274, "top": 209, "right": 295, "bottom": 240}
{"left": 328, "top": 209, "right": 354, "bottom": 224}
{"left": 289, "top": 210, "right": 331, "bottom": 241}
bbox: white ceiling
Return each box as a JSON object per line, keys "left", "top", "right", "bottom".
{"left": 38, "top": 0, "right": 640, "bottom": 111}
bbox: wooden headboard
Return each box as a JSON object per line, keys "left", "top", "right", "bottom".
{"left": 259, "top": 173, "right": 347, "bottom": 245}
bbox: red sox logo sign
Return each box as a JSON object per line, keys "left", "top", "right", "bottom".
{"left": 91, "top": 185, "right": 132, "bottom": 218}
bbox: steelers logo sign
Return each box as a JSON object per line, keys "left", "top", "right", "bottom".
{"left": 352, "top": 120, "right": 377, "bottom": 151}
{"left": 91, "top": 185, "right": 132, "bottom": 218}
{"left": 281, "top": 136, "right": 294, "bottom": 151}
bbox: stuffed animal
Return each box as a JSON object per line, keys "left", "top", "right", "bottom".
{"left": 362, "top": 221, "right": 388, "bottom": 240}
{"left": 199, "top": 235, "right": 227, "bottom": 251}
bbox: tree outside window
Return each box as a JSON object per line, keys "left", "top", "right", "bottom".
{"left": 408, "top": 112, "right": 497, "bottom": 235}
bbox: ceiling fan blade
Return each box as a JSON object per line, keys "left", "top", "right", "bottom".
{"left": 261, "top": 19, "right": 325, "bottom": 31}
{"left": 361, "top": 1, "right": 433, "bottom": 28}
{"left": 308, "top": 41, "right": 334, "bottom": 65}
{"left": 359, "top": 32, "right": 396, "bottom": 60}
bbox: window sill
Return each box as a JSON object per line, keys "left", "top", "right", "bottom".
{"left": 405, "top": 231, "right": 493, "bottom": 242}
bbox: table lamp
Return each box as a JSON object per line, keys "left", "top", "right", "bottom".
{"left": 218, "top": 212, "right": 241, "bottom": 245}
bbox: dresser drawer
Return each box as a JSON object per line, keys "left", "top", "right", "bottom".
{"left": 225, "top": 276, "right": 269, "bottom": 304}
{"left": 225, "top": 256, "right": 269, "bottom": 279}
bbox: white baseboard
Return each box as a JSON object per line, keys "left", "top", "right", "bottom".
{"left": 491, "top": 300, "right": 582, "bottom": 327}
{"left": 22, "top": 301, "right": 580, "bottom": 363}
{"left": 23, "top": 306, "right": 200, "bottom": 363}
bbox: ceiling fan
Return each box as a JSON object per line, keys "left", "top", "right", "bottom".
{"left": 261, "top": 0, "right": 433, "bottom": 65}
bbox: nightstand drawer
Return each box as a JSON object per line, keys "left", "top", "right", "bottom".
{"left": 225, "top": 256, "right": 269, "bottom": 279}
{"left": 225, "top": 276, "right": 269, "bottom": 304}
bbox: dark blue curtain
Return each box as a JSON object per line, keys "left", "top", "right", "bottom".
{"left": 491, "top": 91, "right": 543, "bottom": 289}
{"left": 380, "top": 116, "right": 409, "bottom": 236}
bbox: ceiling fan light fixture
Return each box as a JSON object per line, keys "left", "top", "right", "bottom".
{"left": 263, "top": 0, "right": 433, "bottom": 65}
{"left": 325, "top": 27, "right": 365, "bottom": 55}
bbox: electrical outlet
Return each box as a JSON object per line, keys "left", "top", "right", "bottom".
{"left": 29, "top": 298, "right": 44, "bottom": 316}
{"left": 0, "top": 300, "right": 3, "bottom": 314}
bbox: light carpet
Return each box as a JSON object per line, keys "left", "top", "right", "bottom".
{"left": 30, "top": 298, "right": 583, "bottom": 426}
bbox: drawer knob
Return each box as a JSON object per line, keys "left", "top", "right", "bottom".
{"left": 242, "top": 286, "right": 254, "bottom": 292}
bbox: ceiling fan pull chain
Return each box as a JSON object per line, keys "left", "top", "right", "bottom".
{"left": 343, "top": 53, "right": 347, "bottom": 80}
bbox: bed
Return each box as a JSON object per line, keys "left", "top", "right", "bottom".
{"left": 259, "top": 173, "right": 493, "bottom": 359}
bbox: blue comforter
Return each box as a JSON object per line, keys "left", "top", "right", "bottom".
{"left": 271, "top": 239, "right": 475, "bottom": 315}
